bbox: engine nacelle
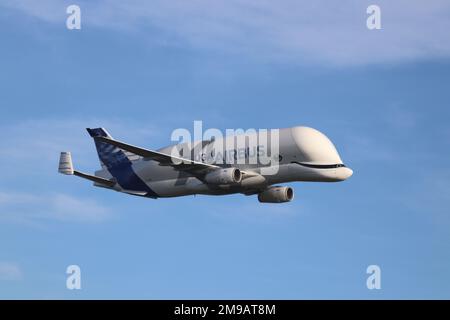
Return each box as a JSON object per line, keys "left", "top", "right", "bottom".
{"left": 258, "top": 186, "right": 294, "bottom": 203}
{"left": 205, "top": 168, "right": 242, "bottom": 185}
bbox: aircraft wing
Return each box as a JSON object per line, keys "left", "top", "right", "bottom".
{"left": 94, "top": 136, "right": 219, "bottom": 174}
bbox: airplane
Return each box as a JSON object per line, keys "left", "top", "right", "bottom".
{"left": 58, "top": 126, "right": 353, "bottom": 203}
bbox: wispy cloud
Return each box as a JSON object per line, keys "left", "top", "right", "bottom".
{"left": 0, "top": 191, "right": 113, "bottom": 224}
{"left": 0, "top": 262, "right": 23, "bottom": 281}
{"left": 2, "top": 0, "right": 450, "bottom": 65}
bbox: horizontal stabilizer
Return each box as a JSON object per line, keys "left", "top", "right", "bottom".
{"left": 58, "top": 152, "right": 115, "bottom": 187}
{"left": 73, "top": 171, "right": 116, "bottom": 187}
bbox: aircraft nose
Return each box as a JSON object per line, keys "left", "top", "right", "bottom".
{"left": 343, "top": 167, "right": 353, "bottom": 180}
{"left": 336, "top": 167, "right": 353, "bottom": 181}
{"left": 345, "top": 167, "right": 353, "bottom": 179}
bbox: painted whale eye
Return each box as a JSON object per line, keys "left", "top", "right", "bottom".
{"left": 278, "top": 155, "right": 283, "bottom": 162}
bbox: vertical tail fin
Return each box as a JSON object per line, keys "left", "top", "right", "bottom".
{"left": 87, "top": 128, "right": 132, "bottom": 169}
{"left": 86, "top": 128, "right": 113, "bottom": 139}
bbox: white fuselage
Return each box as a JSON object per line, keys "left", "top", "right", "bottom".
{"left": 94, "top": 126, "right": 353, "bottom": 198}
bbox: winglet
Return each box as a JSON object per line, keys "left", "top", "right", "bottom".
{"left": 58, "top": 152, "right": 74, "bottom": 175}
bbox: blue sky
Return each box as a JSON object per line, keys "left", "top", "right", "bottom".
{"left": 0, "top": 0, "right": 450, "bottom": 299}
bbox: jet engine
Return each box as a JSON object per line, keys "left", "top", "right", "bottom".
{"left": 258, "top": 186, "right": 294, "bottom": 203}
{"left": 205, "top": 168, "right": 242, "bottom": 185}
